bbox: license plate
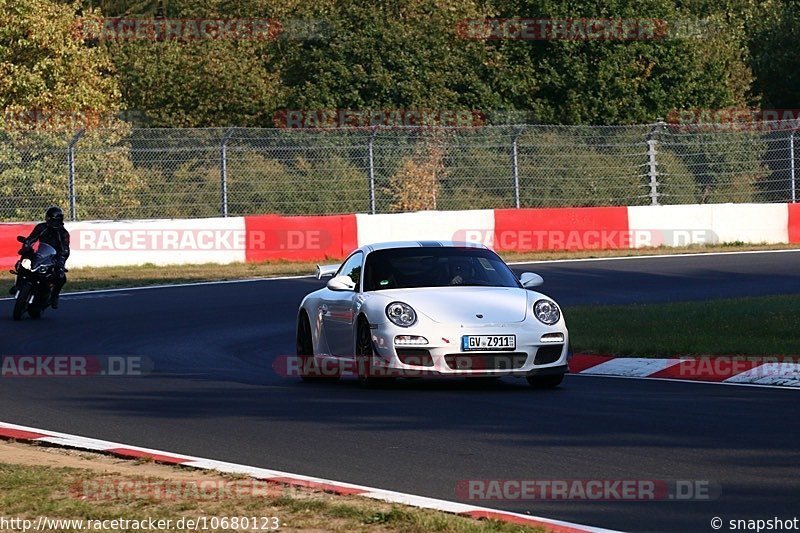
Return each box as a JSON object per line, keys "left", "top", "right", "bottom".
{"left": 461, "top": 335, "right": 516, "bottom": 351}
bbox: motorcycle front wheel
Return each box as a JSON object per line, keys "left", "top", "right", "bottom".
{"left": 12, "top": 283, "right": 32, "bottom": 321}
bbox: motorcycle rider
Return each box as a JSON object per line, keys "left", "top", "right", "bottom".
{"left": 9, "top": 206, "right": 70, "bottom": 308}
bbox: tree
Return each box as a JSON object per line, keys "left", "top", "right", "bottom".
{"left": 485, "top": 0, "right": 755, "bottom": 124}
{"left": 747, "top": 0, "right": 800, "bottom": 108}
{"left": 0, "top": 0, "right": 120, "bottom": 122}
{"left": 0, "top": 0, "right": 144, "bottom": 222}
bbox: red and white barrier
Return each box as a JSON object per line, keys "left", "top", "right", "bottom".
{"left": 1, "top": 203, "right": 798, "bottom": 269}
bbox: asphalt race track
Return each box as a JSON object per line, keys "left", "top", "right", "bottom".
{"left": 2, "top": 250, "right": 800, "bottom": 532}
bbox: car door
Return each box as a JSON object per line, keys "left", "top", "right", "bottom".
{"left": 322, "top": 251, "right": 363, "bottom": 357}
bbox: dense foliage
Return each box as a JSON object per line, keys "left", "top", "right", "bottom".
{"left": 0, "top": 0, "right": 796, "bottom": 219}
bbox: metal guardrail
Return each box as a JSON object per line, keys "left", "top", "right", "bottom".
{"left": 0, "top": 123, "right": 796, "bottom": 221}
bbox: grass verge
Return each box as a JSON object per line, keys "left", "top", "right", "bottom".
{"left": 0, "top": 441, "right": 545, "bottom": 533}
{"left": 47, "top": 242, "right": 800, "bottom": 293}
{"left": 567, "top": 294, "right": 800, "bottom": 357}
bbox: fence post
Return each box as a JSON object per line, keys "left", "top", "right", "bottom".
{"left": 511, "top": 126, "right": 524, "bottom": 208}
{"left": 790, "top": 128, "right": 797, "bottom": 203}
{"left": 220, "top": 128, "right": 234, "bottom": 217}
{"left": 645, "top": 122, "right": 663, "bottom": 206}
{"left": 67, "top": 129, "right": 85, "bottom": 221}
{"left": 368, "top": 126, "right": 378, "bottom": 214}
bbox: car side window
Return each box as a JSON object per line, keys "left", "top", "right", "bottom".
{"left": 337, "top": 252, "right": 363, "bottom": 289}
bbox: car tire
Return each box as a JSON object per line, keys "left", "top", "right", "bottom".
{"left": 297, "top": 312, "right": 339, "bottom": 382}
{"left": 356, "top": 317, "right": 394, "bottom": 388}
{"left": 526, "top": 374, "right": 564, "bottom": 389}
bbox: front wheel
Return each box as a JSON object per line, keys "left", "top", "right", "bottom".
{"left": 12, "top": 284, "right": 32, "bottom": 321}
{"left": 356, "top": 317, "right": 394, "bottom": 388}
{"left": 526, "top": 374, "right": 564, "bottom": 389}
{"left": 297, "top": 313, "right": 339, "bottom": 381}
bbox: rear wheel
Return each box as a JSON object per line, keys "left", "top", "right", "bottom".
{"left": 297, "top": 313, "right": 339, "bottom": 381}
{"left": 12, "top": 284, "right": 31, "bottom": 321}
{"left": 356, "top": 317, "right": 394, "bottom": 388}
{"left": 526, "top": 374, "right": 564, "bottom": 389}
{"left": 28, "top": 307, "right": 41, "bottom": 319}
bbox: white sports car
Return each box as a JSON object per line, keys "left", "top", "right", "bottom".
{"left": 296, "top": 241, "right": 570, "bottom": 388}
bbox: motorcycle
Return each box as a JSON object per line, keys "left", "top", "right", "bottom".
{"left": 10, "top": 236, "right": 64, "bottom": 320}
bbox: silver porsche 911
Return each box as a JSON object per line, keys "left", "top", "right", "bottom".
{"left": 296, "top": 241, "right": 570, "bottom": 388}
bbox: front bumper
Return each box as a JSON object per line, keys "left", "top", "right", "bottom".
{"left": 368, "top": 321, "right": 570, "bottom": 377}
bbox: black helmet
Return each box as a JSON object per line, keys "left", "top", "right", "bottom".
{"left": 45, "top": 206, "right": 64, "bottom": 228}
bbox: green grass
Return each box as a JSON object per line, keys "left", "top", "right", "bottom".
{"left": 0, "top": 458, "right": 545, "bottom": 533}
{"left": 567, "top": 294, "right": 800, "bottom": 357}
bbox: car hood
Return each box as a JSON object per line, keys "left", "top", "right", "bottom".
{"left": 373, "top": 287, "right": 529, "bottom": 324}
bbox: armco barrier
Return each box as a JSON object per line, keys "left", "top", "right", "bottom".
{"left": 708, "top": 203, "right": 788, "bottom": 244}
{"left": 492, "top": 207, "right": 629, "bottom": 251}
{"left": 245, "top": 214, "right": 357, "bottom": 262}
{"left": 628, "top": 203, "right": 789, "bottom": 247}
{"left": 790, "top": 204, "right": 800, "bottom": 244}
{"left": 355, "top": 210, "right": 494, "bottom": 248}
{"left": 0, "top": 203, "right": 796, "bottom": 269}
{"left": 66, "top": 217, "right": 247, "bottom": 268}
{"left": 0, "top": 223, "right": 35, "bottom": 270}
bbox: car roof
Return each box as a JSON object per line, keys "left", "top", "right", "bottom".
{"left": 360, "top": 240, "right": 488, "bottom": 253}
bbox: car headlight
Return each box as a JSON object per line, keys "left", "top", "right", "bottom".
{"left": 20, "top": 258, "right": 31, "bottom": 270}
{"left": 533, "top": 299, "right": 561, "bottom": 325}
{"left": 386, "top": 302, "right": 417, "bottom": 327}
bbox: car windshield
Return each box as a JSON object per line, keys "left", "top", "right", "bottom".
{"left": 363, "top": 247, "right": 521, "bottom": 291}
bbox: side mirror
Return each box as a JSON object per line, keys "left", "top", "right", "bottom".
{"left": 327, "top": 275, "right": 356, "bottom": 291}
{"left": 520, "top": 272, "right": 544, "bottom": 288}
{"left": 16, "top": 236, "right": 25, "bottom": 243}
{"left": 315, "top": 264, "right": 340, "bottom": 279}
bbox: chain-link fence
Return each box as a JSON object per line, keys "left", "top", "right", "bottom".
{"left": 0, "top": 122, "right": 797, "bottom": 221}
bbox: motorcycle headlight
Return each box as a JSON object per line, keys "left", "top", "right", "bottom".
{"left": 386, "top": 302, "right": 417, "bottom": 327}
{"left": 533, "top": 299, "right": 561, "bottom": 325}
{"left": 20, "top": 258, "right": 31, "bottom": 270}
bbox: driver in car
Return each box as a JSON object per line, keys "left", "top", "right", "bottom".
{"left": 448, "top": 257, "right": 475, "bottom": 285}
{"left": 9, "top": 206, "right": 70, "bottom": 308}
